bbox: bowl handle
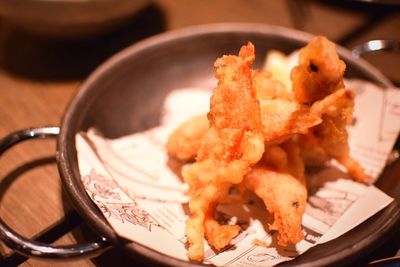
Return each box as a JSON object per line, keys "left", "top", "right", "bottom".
{"left": 351, "top": 39, "right": 400, "bottom": 58}
{"left": 0, "top": 127, "right": 110, "bottom": 259}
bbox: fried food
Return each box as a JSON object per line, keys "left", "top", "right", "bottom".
{"left": 168, "top": 73, "right": 322, "bottom": 158}
{"left": 244, "top": 139, "right": 307, "bottom": 246}
{"left": 262, "top": 50, "right": 294, "bottom": 95}
{"left": 305, "top": 88, "right": 371, "bottom": 182}
{"left": 166, "top": 114, "right": 208, "bottom": 162}
{"left": 297, "top": 88, "right": 355, "bottom": 167}
{"left": 167, "top": 37, "right": 346, "bottom": 160}
{"left": 253, "top": 69, "right": 321, "bottom": 145}
{"left": 259, "top": 98, "right": 321, "bottom": 144}
{"left": 204, "top": 205, "right": 241, "bottom": 251}
{"left": 165, "top": 36, "right": 371, "bottom": 262}
{"left": 290, "top": 36, "right": 371, "bottom": 182}
{"left": 253, "top": 70, "right": 292, "bottom": 100}
{"left": 245, "top": 167, "right": 307, "bottom": 245}
{"left": 183, "top": 43, "right": 265, "bottom": 261}
{"left": 291, "top": 36, "right": 345, "bottom": 105}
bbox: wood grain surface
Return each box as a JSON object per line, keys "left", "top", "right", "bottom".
{"left": 0, "top": 1, "right": 398, "bottom": 266}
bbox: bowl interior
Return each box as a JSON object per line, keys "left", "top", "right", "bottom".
{"left": 76, "top": 26, "right": 392, "bottom": 139}
{"left": 58, "top": 24, "right": 398, "bottom": 267}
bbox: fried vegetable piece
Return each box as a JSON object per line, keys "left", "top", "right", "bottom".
{"left": 253, "top": 70, "right": 292, "bottom": 100}
{"left": 253, "top": 70, "right": 321, "bottom": 144}
{"left": 290, "top": 36, "right": 371, "bottom": 182}
{"left": 244, "top": 139, "right": 307, "bottom": 246}
{"left": 298, "top": 88, "right": 354, "bottom": 166}
{"left": 258, "top": 98, "right": 321, "bottom": 144}
{"left": 166, "top": 37, "right": 371, "bottom": 262}
{"left": 183, "top": 43, "right": 265, "bottom": 261}
{"left": 167, "top": 71, "right": 320, "bottom": 161}
{"left": 262, "top": 50, "right": 294, "bottom": 95}
{"left": 291, "top": 36, "right": 345, "bottom": 105}
{"left": 204, "top": 204, "right": 241, "bottom": 251}
{"left": 306, "top": 88, "right": 371, "bottom": 182}
{"left": 166, "top": 114, "right": 208, "bottom": 162}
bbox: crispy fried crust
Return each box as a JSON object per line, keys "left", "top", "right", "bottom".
{"left": 183, "top": 43, "right": 265, "bottom": 261}
{"left": 166, "top": 114, "right": 209, "bottom": 162}
{"left": 291, "top": 36, "right": 345, "bottom": 105}
{"left": 165, "top": 36, "right": 371, "bottom": 262}
{"left": 291, "top": 36, "right": 372, "bottom": 182}
{"left": 244, "top": 139, "right": 307, "bottom": 246}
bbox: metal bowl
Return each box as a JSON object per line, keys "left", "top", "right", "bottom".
{"left": 0, "top": 23, "right": 398, "bottom": 266}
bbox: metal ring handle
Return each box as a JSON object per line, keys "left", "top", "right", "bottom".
{"left": 352, "top": 39, "right": 400, "bottom": 58}
{"left": 0, "top": 127, "right": 110, "bottom": 259}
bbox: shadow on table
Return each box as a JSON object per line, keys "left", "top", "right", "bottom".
{"left": 0, "top": 156, "right": 84, "bottom": 266}
{"left": 0, "top": 3, "right": 166, "bottom": 82}
{"left": 0, "top": 155, "right": 134, "bottom": 266}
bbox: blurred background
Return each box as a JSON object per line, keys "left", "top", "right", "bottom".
{"left": 0, "top": 0, "right": 398, "bottom": 83}
{"left": 0, "top": 1, "right": 399, "bottom": 266}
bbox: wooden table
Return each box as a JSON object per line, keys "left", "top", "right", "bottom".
{"left": 0, "top": 1, "right": 399, "bottom": 266}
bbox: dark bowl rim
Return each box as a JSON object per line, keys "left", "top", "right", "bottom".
{"left": 57, "top": 22, "right": 397, "bottom": 267}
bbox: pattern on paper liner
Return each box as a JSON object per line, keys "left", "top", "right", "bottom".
{"left": 307, "top": 186, "right": 358, "bottom": 227}
{"left": 80, "top": 151, "right": 366, "bottom": 266}
{"left": 226, "top": 248, "right": 289, "bottom": 267}
{"left": 82, "top": 170, "right": 163, "bottom": 232}
{"left": 76, "top": 83, "right": 398, "bottom": 267}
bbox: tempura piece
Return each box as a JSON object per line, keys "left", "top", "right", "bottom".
{"left": 298, "top": 88, "right": 355, "bottom": 168}
{"left": 183, "top": 43, "right": 265, "bottom": 261}
{"left": 204, "top": 204, "right": 241, "bottom": 251}
{"left": 253, "top": 70, "right": 292, "bottom": 100}
{"left": 259, "top": 98, "right": 321, "bottom": 144}
{"left": 291, "top": 36, "right": 345, "bottom": 105}
{"left": 166, "top": 114, "right": 208, "bottom": 162}
{"left": 262, "top": 50, "right": 294, "bottom": 95}
{"left": 244, "top": 139, "right": 307, "bottom": 246}
{"left": 308, "top": 88, "right": 371, "bottom": 182}
{"left": 253, "top": 70, "right": 321, "bottom": 144}
{"left": 245, "top": 168, "right": 307, "bottom": 245}
{"left": 290, "top": 36, "right": 371, "bottom": 182}
{"left": 166, "top": 57, "right": 332, "bottom": 160}
{"left": 165, "top": 37, "right": 372, "bottom": 262}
